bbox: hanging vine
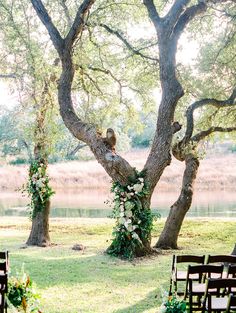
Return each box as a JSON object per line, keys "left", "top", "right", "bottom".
{"left": 24, "top": 161, "right": 54, "bottom": 219}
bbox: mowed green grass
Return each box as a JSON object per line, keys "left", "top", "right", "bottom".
{"left": 0, "top": 217, "right": 235, "bottom": 313}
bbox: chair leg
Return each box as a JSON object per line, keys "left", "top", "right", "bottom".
{"left": 169, "top": 280, "right": 172, "bottom": 296}
{"left": 189, "top": 294, "right": 192, "bottom": 313}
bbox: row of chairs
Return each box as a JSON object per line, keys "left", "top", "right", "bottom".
{"left": 169, "top": 254, "right": 236, "bottom": 313}
{"left": 185, "top": 264, "right": 236, "bottom": 312}
{"left": 170, "top": 254, "right": 236, "bottom": 296}
{"left": 0, "top": 251, "right": 8, "bottom": 313}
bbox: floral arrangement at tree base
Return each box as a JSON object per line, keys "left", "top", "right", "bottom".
{"left": 7, "top": 266, "right": 41, "bottom": 313}
{"left": 107, "top": 170, "right": 160, "bottom": 260}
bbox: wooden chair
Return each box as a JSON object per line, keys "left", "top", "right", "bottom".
{"left": 0, "top": 274, "right": 8, "bottom": 313}
{"left": 206, "top": 255, "right": 236, "bottom": 278}
{"left": 170, "top": 254, "right": 205, "bottom": 296}
{"left": 202, "top": 278, "right": 236, "bottom": 313}
{"left": 226, "top": 293, "right": 236, "bottom": 313}
{"left": 184, "top": 264, "right": 224, "bottom": 313}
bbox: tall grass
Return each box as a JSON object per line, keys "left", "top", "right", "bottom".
{"left": 1, "top": 150, "right": 236, "bottom": 192}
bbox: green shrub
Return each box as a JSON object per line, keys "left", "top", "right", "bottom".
{"left": 159, "top": 294, "right": 187, "bottom": 313}
{"left": 7, "top": 267, "right": 41, "bottom": 313}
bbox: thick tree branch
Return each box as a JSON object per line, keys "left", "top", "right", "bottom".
{"left": 143, "top": 0, "right": 161, "bottom": 28}
{"left": 184, "top": 87, "right": 236, "bottom": 140}
{"left": 192, "top": 126, "right": 236, "bottom": 142}
{"left": 164, "top": 0, "right": 191, "bottom": 30}
{"left": 98, "top": 23, "right": 158, "bottom": 62}
{"left": 173, "top": 2, "right": 207, "bottom": 39}
{"left": 65, "top": 0, "right": 95, "bottom": 49}
{"left": 30, "top": 0, "right": 64, "bottom": 55}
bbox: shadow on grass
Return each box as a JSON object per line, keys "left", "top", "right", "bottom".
{"left": 112, "top": 288, "right": 160, "bottom": 313}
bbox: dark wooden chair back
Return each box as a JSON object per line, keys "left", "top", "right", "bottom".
{"left": 206, "top": 278, "right": 236, "bottom": 296}
{"left": 227, "top": 265, "right": 236, "bottom": 278}
{"left": 0, "top": 263, "right": 7, "bottom": 274}
{"left": 226, "top": 293, "right": 236, "bottom": 313}
{"left": 0, "top": 273, "right": 8, "bottom": 313}
{"left": 0, "top": 252, "right": 8, "bottom": 261}
{"left": 187, "top": 264, "right": 224, "bottom": 283}
{"left": 202, "top": 279, "right": 236, "bottom": 312}
{"left": 0, "top": 252, "right": 9, "bottom": 273}
{"left": 176, "top": 255, "right": 205, "bottom": 264}
{"left": 206, "top": 255, "right": 236, "bottom": 265}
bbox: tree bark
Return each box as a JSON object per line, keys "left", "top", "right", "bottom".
{"left": 155, "top": 155, "right": 199, "bottom": 249}
{"left": 26, "top": 199, "right": 50, "bottom": 246}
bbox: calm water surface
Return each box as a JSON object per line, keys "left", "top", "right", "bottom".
{"left": 0, "top": 190, "right": 236, "bottom": 218}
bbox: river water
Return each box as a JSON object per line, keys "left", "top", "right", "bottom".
{"left": 0, "top": 190, "right": 236, "bottom": 218}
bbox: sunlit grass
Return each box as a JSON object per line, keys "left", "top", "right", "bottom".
{"left": 0, "top": 217, "right": 235, "bottom": 313}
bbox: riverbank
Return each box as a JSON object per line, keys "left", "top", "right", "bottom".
{"left": 0, "top": 217, "right": 235, "bottom": 313}
{"left": 1, "top": 150, "right": 236, "bottom": 192}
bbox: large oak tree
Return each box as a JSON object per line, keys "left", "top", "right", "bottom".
{"left": 29, "top": 0, "right": 236, "bottom": 257}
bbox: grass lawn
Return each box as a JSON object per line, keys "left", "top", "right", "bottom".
{"left": 0, "top": 217, "right": 235, "bottom": 313}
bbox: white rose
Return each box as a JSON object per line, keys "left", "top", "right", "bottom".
{"left": 127, "top": 225, "right": 133, "bottom": 232}
{"left": 119, "top": 217, "right": 125, "bottom": 225}
{"left": 139, "top": 177, "right": 144, "bottom": 182}
{"left": 133, "top": 183, "right": 143, "bottom": 193}
{"left": 126, "top": 210, "right": 133, "bottom": 218}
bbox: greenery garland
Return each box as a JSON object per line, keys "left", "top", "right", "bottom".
{"left": 24, "top": 161, "right": 54, "bottom": 218}
{"left": 107, "top": 170, "right": 160, "bottom": 259}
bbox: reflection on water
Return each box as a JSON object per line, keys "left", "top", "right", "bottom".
{"left": 0, "top": 191, "right": 236, "bottom": 218}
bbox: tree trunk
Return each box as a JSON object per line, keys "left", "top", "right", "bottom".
{"left": 26, "top": 88, "right": 53, "bottom": 247}
{"left": 155, "top": 155, "right": 199, "bottom": 249}
{"left": 26, "top": 200, "right": 50, "bottom": 247}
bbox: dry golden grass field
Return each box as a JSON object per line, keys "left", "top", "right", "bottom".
{"left": 1, "top": 149, "right": 236, "bottom": 192}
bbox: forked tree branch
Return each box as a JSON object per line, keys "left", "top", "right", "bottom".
{"left": 30, "top": 0, "right": 95, "bottom": 55}
{"left": 184, "top": 87, "right": 236, "bottom": 140}
{"left": 192, "top": 126, "right": 236, "bottom": 142}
